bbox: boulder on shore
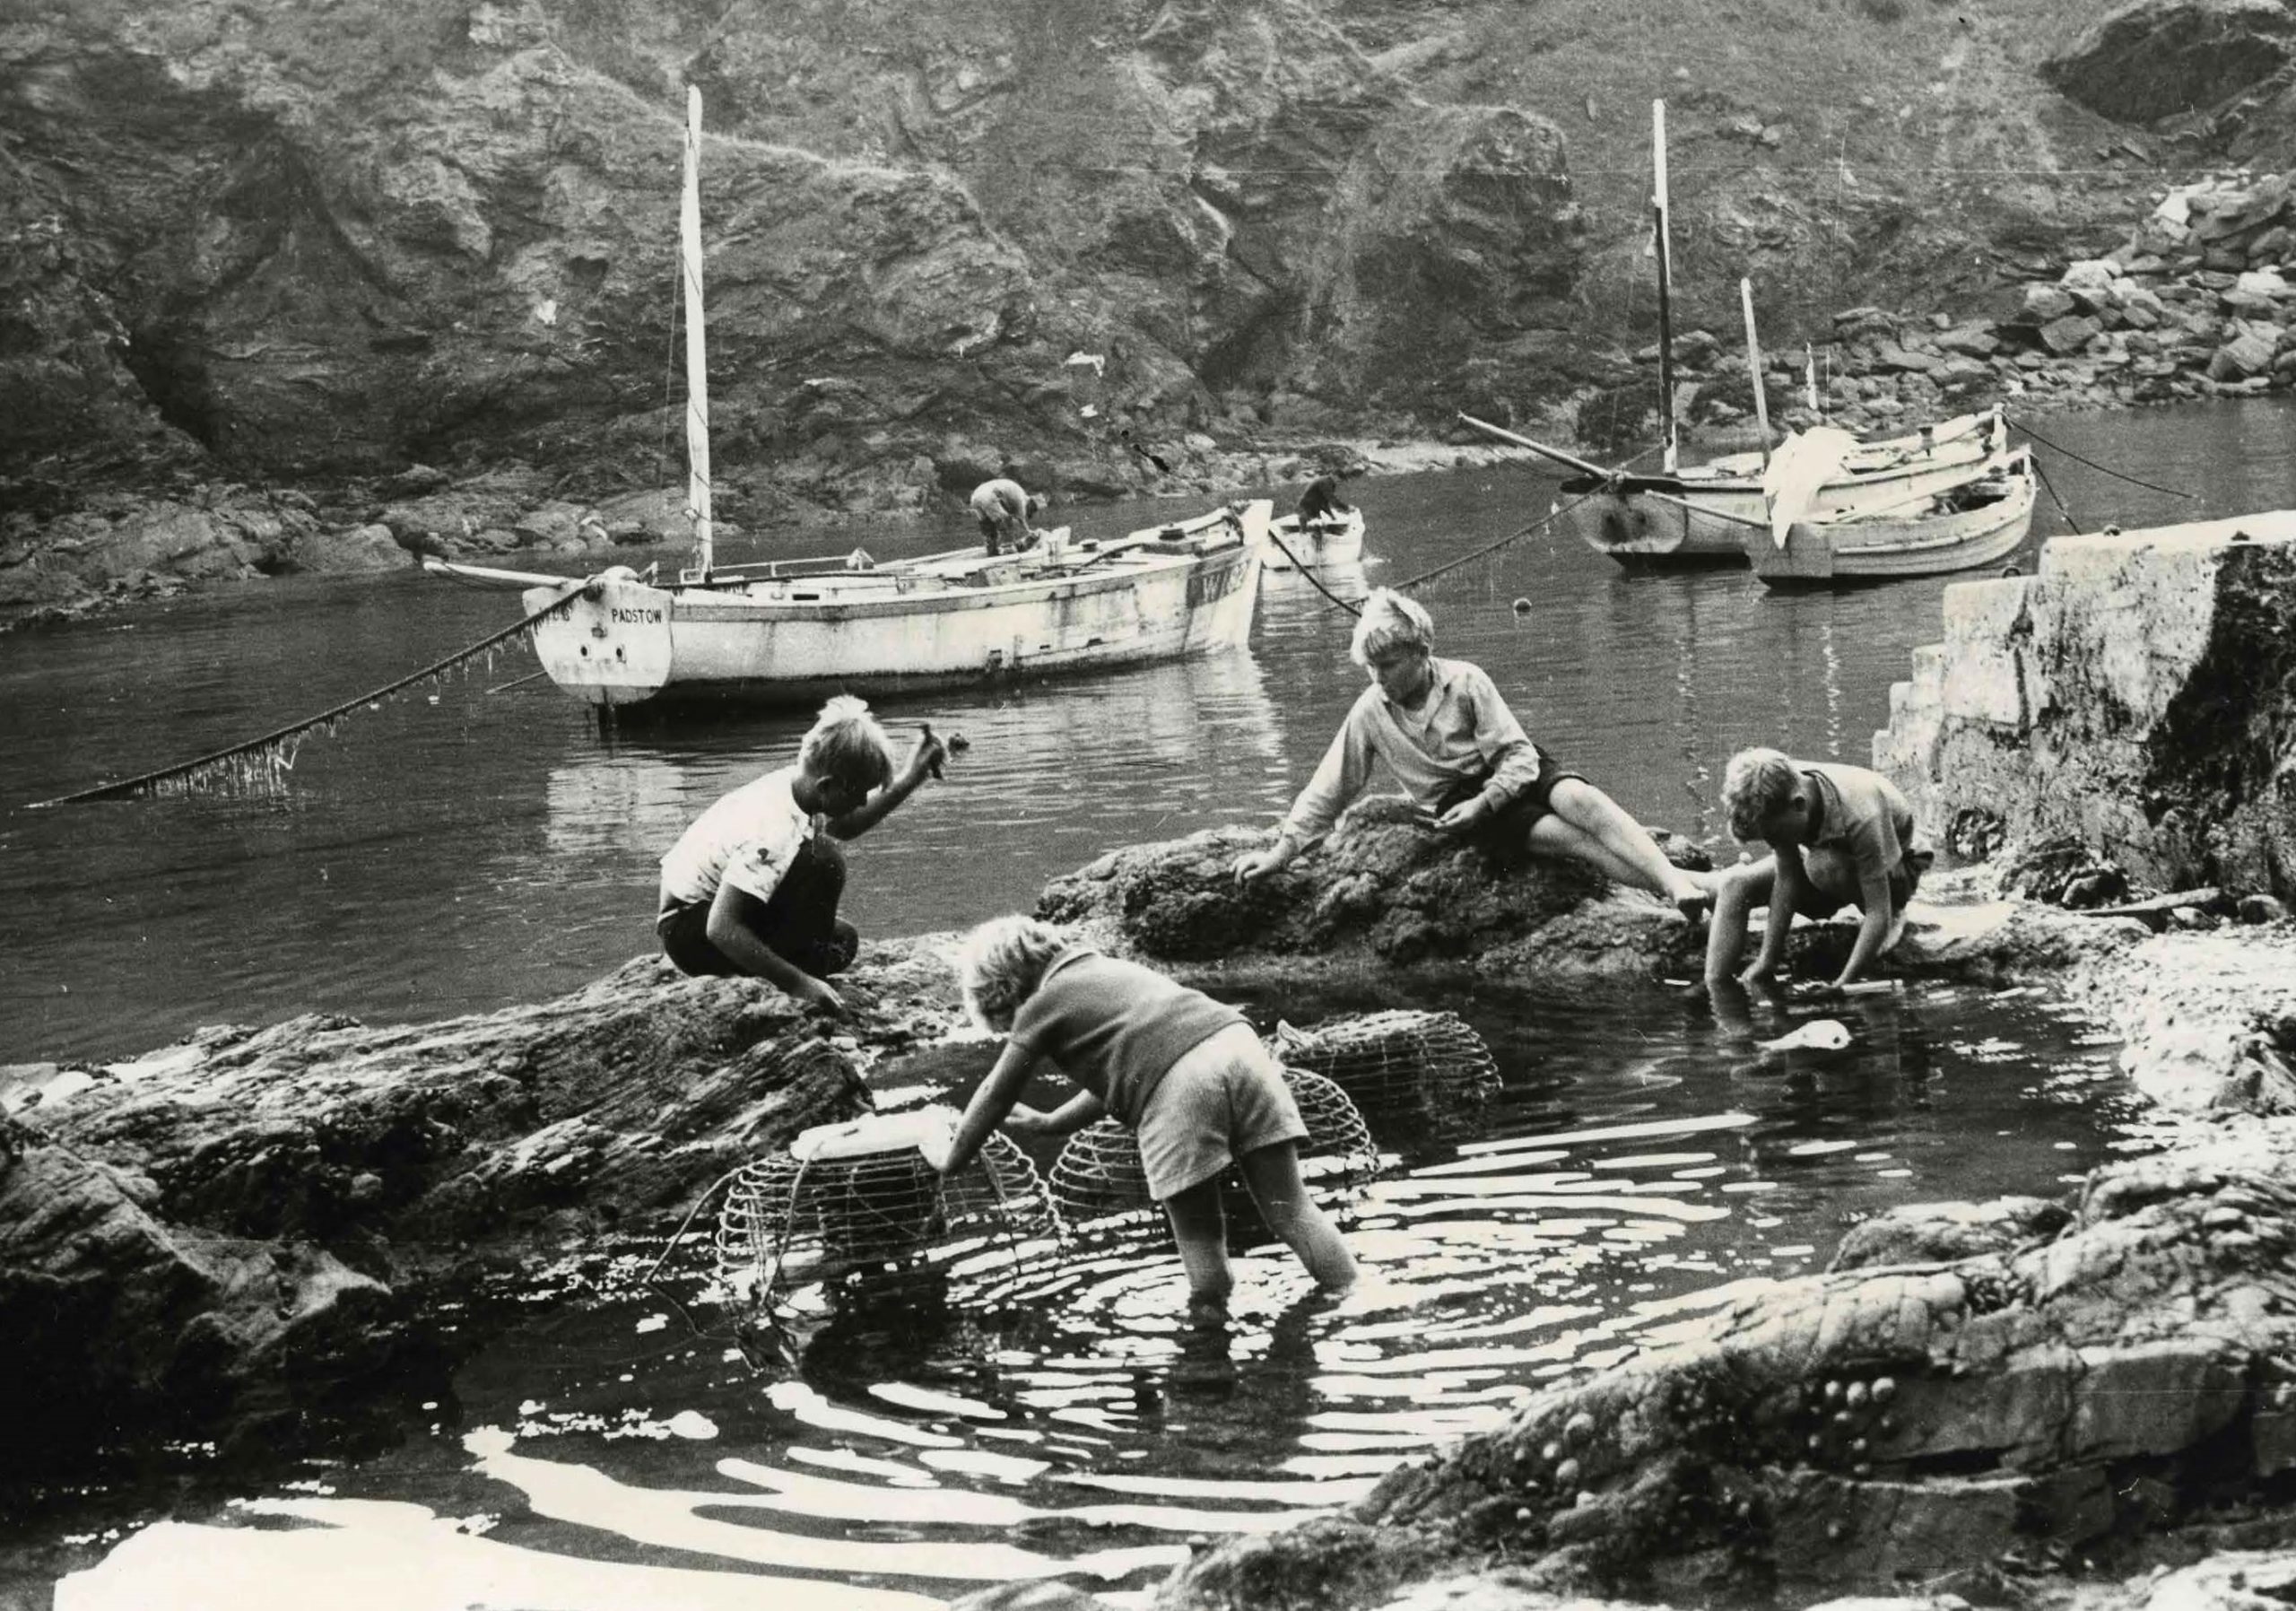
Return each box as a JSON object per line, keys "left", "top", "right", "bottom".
{"left": 0, "top": 945, "right": 972, "bottom": 1471}
{"left": 1037, "top": 802, "right": 2135, "bottom": 986}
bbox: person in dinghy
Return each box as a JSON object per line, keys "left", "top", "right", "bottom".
{"left": 656, "top": 696, "right": 945, "bottom": 1015}
{"left": 1232, "top": 588, "right": 1713, "bottom": 922}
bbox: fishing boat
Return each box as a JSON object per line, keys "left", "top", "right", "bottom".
{"left": 427, "top": 87, "right": 1268, "bottom": 713}
{"left": 1265, "top": 508, "right": 1366, "bottom": 571}
{"left": 1462, "top": 100, "right": 2021, "bottom": 569}
{"left": 1751, "top": 447, "right": 2039, "bottom": 588}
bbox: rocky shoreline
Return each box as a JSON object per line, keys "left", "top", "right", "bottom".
{"left": 7, "top": 482, "right": 2296, "bottom": 1608}
{"left": 12, "top": 161, "right": 2296, "bottom": 634}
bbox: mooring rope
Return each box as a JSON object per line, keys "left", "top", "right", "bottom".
{"left": 2010, "top": 414, "right": 2198, "bottom": 501}
{"left": 2031, "top": 453, "right": 2082, "bottom": 536}
{"left": 1263, "top": 521, "right": 1368, "bottom": 616}
{"left": 1389, "top": 483, "right": 1612, "bottom": 597}
{"left": 30, "top": 585, "right": 586, "bottom": 808}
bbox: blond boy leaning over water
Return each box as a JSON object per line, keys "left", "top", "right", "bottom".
{"left": 940, "top": 915, "right": 1356, "bottom": 1322}
{"left": 1701, "top": 747, "right": 1933, "bottom": 994}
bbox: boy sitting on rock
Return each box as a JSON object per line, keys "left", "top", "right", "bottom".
{"left": 939, "top": 914, "right": 1356, "bottom": 1322}
{"left": 1231, "top": 588, "right": 1710, "bottom": 920}
{"left": 656, "top": 696, "right": 944, "bottom": 1016}
{"left": 1702, "top": 747, "right": 1932, "bottom": 994}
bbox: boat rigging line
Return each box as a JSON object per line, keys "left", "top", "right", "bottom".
{"left": 2010, "top": 414, "right": 2198, "bottom": 501}
{"left": 2031, "top": 452, "right": 2083, "bottom": 536}
{"left": 29, "top": 588, "right": 585, "bottom": 808}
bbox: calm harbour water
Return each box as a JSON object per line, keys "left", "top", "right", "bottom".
{"left": 8, "top": 400, "right": 2292, "bottom": 1067}
{"left": 4, "top": 399, "right": 2291, "bottom": 1604}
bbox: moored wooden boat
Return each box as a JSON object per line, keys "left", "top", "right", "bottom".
{"left": 1473, "top": 99, "right": 2018, "bottom": 570}
{"left": 430, "top": 87, "right": 1271, "bottom": 714}
{"left": 1265, "top": 509, "right": 1366, "bottom": 570}
{"left": 1549, "top": 412, "right": 2020, "bottom": 567}
{"left": 1752, "top": 448, "right": 2038, "bottom": 588}
{"left": 427, "top": 501, "right": 1272, "bottom": 710}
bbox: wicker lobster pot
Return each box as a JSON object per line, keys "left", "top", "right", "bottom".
{"left": 1048, "top": 1066, "right": 1379, "bottom": 1226}
{"left": 1269, "top": 1009, "right": 1500, "bottom": 1134}
{"left": 716, "top": 1109, "right": 1058, "bottom": 1307}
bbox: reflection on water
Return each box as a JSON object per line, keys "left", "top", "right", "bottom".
{"left": 5, "top": 399, "right": 2294, "bottom": 1062}
{"left": 48, "top": 980, "right": 2169, "bottom": 1608}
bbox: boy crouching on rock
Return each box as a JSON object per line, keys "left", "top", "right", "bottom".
{"left": 1703, "top": 747, "right": 1934, "bottom": 994}
{"left": 655, "top": 696, "right": 944, "bottom": 1015}
{"left": 940, "top": 915, "right": 1356, "bottom": 1320}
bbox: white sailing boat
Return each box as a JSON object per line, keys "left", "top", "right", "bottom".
{"left": 428, "top": 88, "right": 1269, "bottom": 712}
{"left": 1464, "top": 100, "right": 2021, "bottom": 569}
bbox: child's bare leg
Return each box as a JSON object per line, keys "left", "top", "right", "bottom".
{"left": 1704, "top": 858, "right": 1777, "bottom": 983}
{"left": 1161, "top": 1177, "right": 1234, "bottom": 1317}
{"left": 1534, "top": 779, "right": 1709, "bottom": 912}
{"left": 1237, "top": 1142, "right": 1356, "bottom": 1293}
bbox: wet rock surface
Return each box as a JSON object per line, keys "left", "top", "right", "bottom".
{"left": 1037, "top": 803, "right": 2138, "bottom": 987}
{"left": 0, "top": 943, "right": 970, "bottom": 1473}
{"left": 1156, "top": 952, "right": 2296, "bottom": 1607}
{"left": 1876, "top": 518, "right": 2296, "bottom": 909}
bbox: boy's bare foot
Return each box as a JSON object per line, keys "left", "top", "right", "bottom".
{"left": 1187, "top": 1294, "right": 1231, "bottom": 1329}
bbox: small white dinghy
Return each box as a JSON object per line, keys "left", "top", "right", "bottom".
{"left": 1752, "top": 448, "right": 2038, "bottom": 588}
{"left": 1265, "top": 508, "right": 1366, "bottom": 570}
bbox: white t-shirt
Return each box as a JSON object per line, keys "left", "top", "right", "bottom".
{"left": 657, "top": 766, "right": 817, "bottom": 917}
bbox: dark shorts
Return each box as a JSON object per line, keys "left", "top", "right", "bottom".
{"left": 1434, "top": 744, "right": 1589, "bottom": 846}
{"left": 657, "top": 833, "right": 857, "bottom": 979}
{"left": 1793, "top": 848, "right": 1932, "bottom": 919}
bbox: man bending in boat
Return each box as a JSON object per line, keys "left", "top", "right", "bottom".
{"left": 1296, "top": 475, "right": 1353, "bottom": 527}
{"left": 657, "top": 696, "right": 945, "bottom": 1016}
{"left": 970, "top": 475, "right": 1047, "bottom": 557}
{"left": 1700, "top": 747, "right": 1931, "bottom": 995}
{"left": 1232, "top": 589, "right": 1712, "bottom": 921}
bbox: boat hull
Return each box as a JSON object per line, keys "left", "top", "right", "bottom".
{"left": 521, "top": 501, "right": 1271, "bottom": 710}
{"left": 1266, "top": 510, "right": 1366, "bottom": 570}
{"left": 1753, "top": 455, "right": 2038, "bottom": 588}
{"left": 1561, "top": 419, "right": 2015, "bottom": 567}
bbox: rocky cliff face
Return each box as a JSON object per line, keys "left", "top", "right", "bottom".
{"left": 1, "top": 0, "right": 2153, "bottom": 525}
{"left": 1874, "top": 518, "right": 2296, "bottom": 905}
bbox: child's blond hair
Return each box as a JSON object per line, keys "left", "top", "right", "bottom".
{"left": 957, "top": 914, "right": 1073, "bottom": 1030}
{"left": 798, "top": 695, "right": 895, "bottom": 791}
{"left": 1348, "top": 588, "right": 1434, "bottom": 666}
{"left": 1721, "top": 747, "right": 1802, "bottom": 841}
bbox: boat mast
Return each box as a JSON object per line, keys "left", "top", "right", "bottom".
{"left": 681, "top": 84, "right": 714, "bottom": 581}
{"left": 1739, "top": 276, "right": 1772, "bottom": 456}
{"left": 1652, "top": 99, "right": 1678, "bottom": 475}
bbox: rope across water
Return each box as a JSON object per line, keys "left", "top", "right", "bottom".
{"left": 30, "top": 584, "right": 585, "bottom": 808}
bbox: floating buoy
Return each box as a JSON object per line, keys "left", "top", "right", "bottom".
{"left": 1511, "top": 597, "right": 1533, "bottom": 614}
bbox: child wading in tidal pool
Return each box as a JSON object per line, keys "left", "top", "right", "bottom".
{"left": 938, "top": 915, "right": 1357, "bottom": 1321}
